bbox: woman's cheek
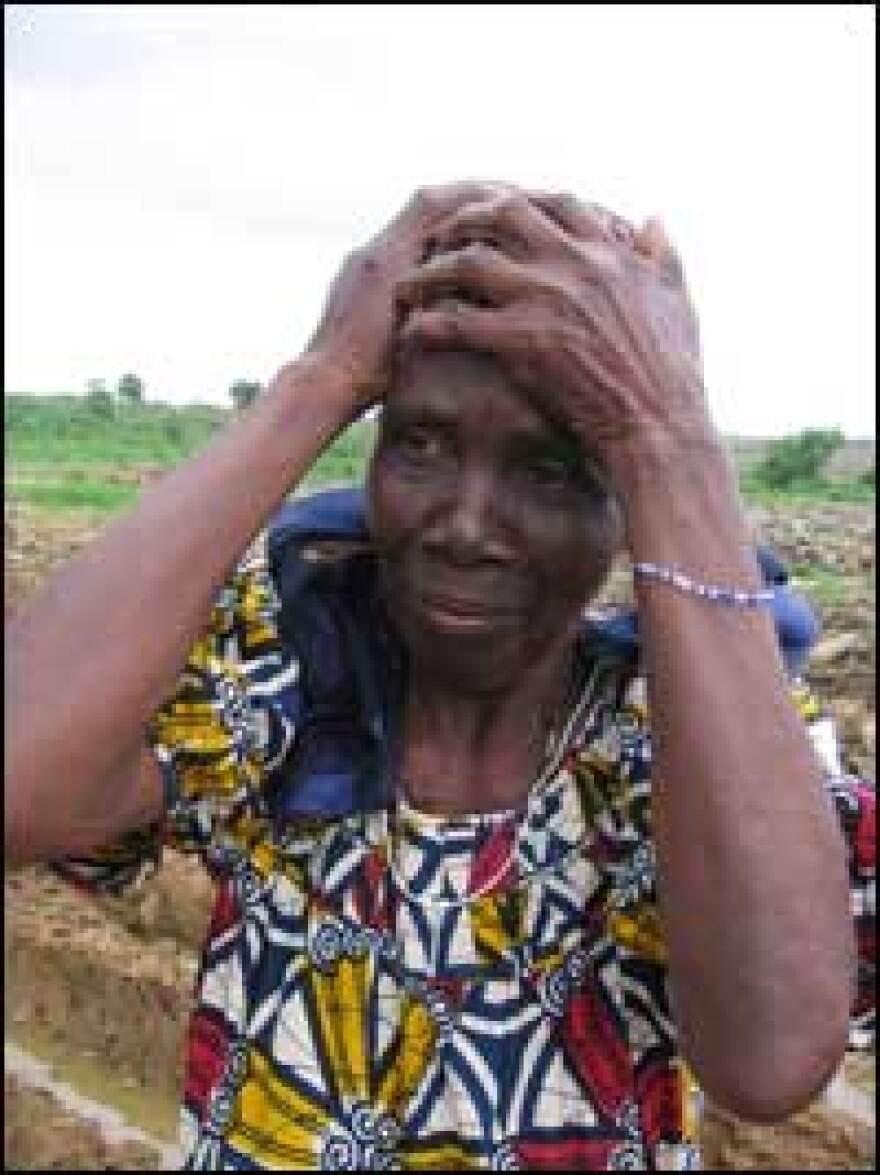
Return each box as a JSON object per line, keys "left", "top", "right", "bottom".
{"left": 367, "top": 464, "right": 435, "bottom": 550}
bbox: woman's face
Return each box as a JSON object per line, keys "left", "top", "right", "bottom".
{"left": 367, "top": 349, "right": 622, "bottom": 693}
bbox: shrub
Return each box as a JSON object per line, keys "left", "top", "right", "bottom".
{"left": 751, "top": 428, "right": 845, "bottom": 489}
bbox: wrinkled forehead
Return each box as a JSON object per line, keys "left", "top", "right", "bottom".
{"left": 386, "top": 346, "right": 558, "bottom": 440}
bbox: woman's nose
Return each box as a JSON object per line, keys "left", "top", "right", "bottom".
{"left": 433, "top": 466, "right": 509, "bottom": 563}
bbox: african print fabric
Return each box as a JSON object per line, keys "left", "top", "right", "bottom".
{"left": 54, "top": 553, "right": 876, "bottom": 1171}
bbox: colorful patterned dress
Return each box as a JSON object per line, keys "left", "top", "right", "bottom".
{"left": 55, "top": 553, "right": 876, "bottom": 1171}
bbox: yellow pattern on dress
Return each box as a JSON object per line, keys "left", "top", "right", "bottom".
{"left": 311, "top": 956, "right": 372, "bottom": 1101}
{"left": 607, "top": 906, "right": 668, "bottom": 965}
{"left": 402, "top": 1139, "right": 483, "bottom": 1168}
{"left": 376, "top": 995, "right": 438, "bottom": 1117}
{"left": 229, "top": 1047, "right": 333, "bottom": 1167}
{"left": 470, "top": 890, "right": 525, "bottom": 962}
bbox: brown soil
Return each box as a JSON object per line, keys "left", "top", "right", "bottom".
{"left": 701, "top": 1097, "right": 875, "bottom": 1170}
{"left": 4, "top": 866, "right": 201, "bottom": 1116}
{"left": 4, "top": 498, "right": 875, "bottom": 1169}
{"left": 4, "top": 504, "right": 101, "bottom": 621}
{"left": 4, "top": 1075, "right": 161, "bottom": 1170}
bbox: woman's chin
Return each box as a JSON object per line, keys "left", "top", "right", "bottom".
{"left": 401, "top": 620, "right": 535, "bottom": 695}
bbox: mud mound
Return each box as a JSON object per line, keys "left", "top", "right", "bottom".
{"left": 4, "top": 1075, "right": 160, "bottom": 1170}
{"left": 747, "top": 501, "right": 875, "bottom": 576}
{"left": 701, "top": 1097, "right": 875, "bottom": 1169}
{"left": 4, "top": 868, "right": 195, "bottom": 1113}
{"left": 88, "top": 847, "right": 215, "bottom": 956}
{"left": 4, "top": 504, "right": 101, "bottom": 620}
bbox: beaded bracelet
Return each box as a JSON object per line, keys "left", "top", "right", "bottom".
{"left": 632, "top": 561, "right": 775, "bottom": 607}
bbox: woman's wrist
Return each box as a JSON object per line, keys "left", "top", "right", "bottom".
{"left": 601, "top": 413, "right": 724, "bottom": 494}
{"left": 268, "top": 350, "right": 365, "bottom": 438}
{"left": 612, "top": 430, "right": 760, "bottom": 584}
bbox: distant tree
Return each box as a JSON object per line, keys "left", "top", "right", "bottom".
{"left": 85, "top": 378, "right": 115, "bottom": 417}
{"left": 229, "top": 379, "right": 262, "bottom": 410}
{"left": 117, "top": 372, "right": 144, "bottom": 403}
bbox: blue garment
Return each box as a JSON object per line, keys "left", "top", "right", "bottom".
{"left": 756, "top": 544, "right": 822, "bottom": 676}
{"left": 267, "top": 488, "right": 400, "bottom": 818}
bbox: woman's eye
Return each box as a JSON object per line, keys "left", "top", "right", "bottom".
{"left": 396, "top": 429, "right": 443, "bottom": 461}
{"left": 525, "top": 457, "right": 573, "bottom": 486}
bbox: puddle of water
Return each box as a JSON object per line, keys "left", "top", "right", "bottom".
{"left": 4, "top": 1039, "right": 182, "bottom": 1170}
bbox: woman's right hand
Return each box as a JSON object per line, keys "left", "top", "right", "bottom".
{"left": 393, "top": 191, "right": 709, "bottom": 497}
{"left": 306, "top": 182, "right": 512, "bottom": 414}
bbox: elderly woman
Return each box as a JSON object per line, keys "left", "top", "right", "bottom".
{"left": 6, "top": 184, "right": 874, "bottom": 1170}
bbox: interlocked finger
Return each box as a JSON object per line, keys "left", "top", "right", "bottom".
{"left": 409, "top": 180, "right": 515, "bottom": 216}
{"left": 399, "top": 302, "right": 511, "bottom": 356}
{"left": 430, "top": 192, "right": 569, "bottom": 260}
{"left": 395, "top": 243, "right": 529, "bottom": 311}
{"left": 526, "top": 191, "right": 635, "bottom": 247}
{"left": 526, "top": 191, "right": 602, "bottom": 240}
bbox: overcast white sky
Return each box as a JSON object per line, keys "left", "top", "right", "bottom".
{"left": 4, "top": 3, "right": 876, "bottom": 436}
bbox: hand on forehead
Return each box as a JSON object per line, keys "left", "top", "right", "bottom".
{"left": 418, "top": 188, "right": 679, "bottom": 271}
{"left": 386, "top": 180, "right": 700, "bottom": 494}
{"left": 393, "top": 186, "right": 687, "bottom": 361}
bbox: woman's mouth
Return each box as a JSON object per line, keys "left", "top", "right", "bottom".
{"left": 417, "top": 592, "right": 522, "bottom": 632}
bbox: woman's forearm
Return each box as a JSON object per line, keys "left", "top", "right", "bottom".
{"left": 4, "top": 181, "right": 509, "bottom": 866}
{"left": 5, "top": 354, "right": 356, "bottom": 861}
{"left": 619, "top": 437, "right": 852, "bottom": 1120}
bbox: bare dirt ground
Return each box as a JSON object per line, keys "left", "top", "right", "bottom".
{"left": 4, "top": 499, "right": 875, "bottom": 1170}
{"left": 5, "top": 1075, "right": 160, "bottom": 1170}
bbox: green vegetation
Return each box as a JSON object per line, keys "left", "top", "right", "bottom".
{"left": 752, "top": 428, "right": 845, "bottom": 489}
{"left": 739, "top": 476, "right": 876, "bottom": 506}
{"left": 739, "top": 428, "right": 874, "bottom": 505}
{"left": 4, "top": 393, "right": 377, "bottom": 520}
{"left": 788, "top": 564, "right": 860, "bottom": 609}
{"left": 301, "top": 416, "right": 377, "bottom": 490}
{"left": 84, "top": 383, "right": 116, "bottom": 416}
{"left": 116, "top": 372, "right": 145, "bottom": 403}
{"left": 5, "top": 394, "right": 227, "bottom": 467}
{"left": 6, "top": 471, "right": 141, "bottom": 514}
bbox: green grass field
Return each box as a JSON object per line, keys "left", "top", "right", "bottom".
{"left": 5, "top": 394, "right": 378, "bottom": 520}
{"left": 737, "top": 471, "right": 875, "bottom": 507}
{"left": 4, "top": 393, "right": 873, "bottom": 523}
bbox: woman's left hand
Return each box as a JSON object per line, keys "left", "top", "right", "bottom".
{"left": 394, "top": 190, "right": 716, "bottom": 493}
